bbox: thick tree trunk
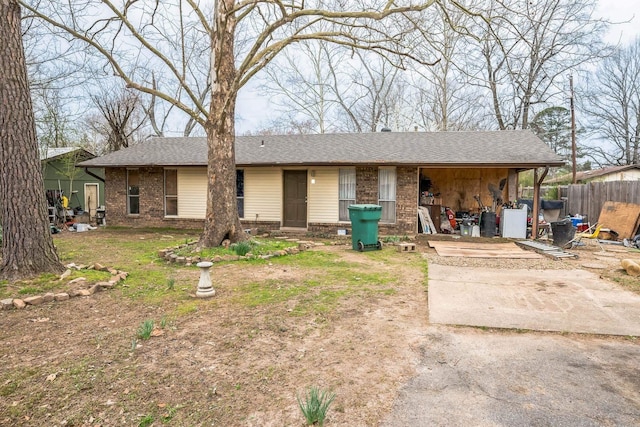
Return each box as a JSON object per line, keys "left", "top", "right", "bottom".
{"left": 0, "top": 0, "right": 64, "bottom": 280}
{"left": 199, "top": 0, "right": 245, "bottom": 247}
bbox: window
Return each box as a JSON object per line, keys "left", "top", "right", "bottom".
{"left": 164, "top": 169, "right": 178, "bottom": 216}
{"left": 378, "top": 167, "right": 396, "bottom": 223}
{"left": 339, "top": 168, "right": 356, "bottom": 221}
{"left": 236, "top": 170, "right": 244, "bottom": 218}
{"left": 127, "top": 169, "right": 140, "bottom": 215}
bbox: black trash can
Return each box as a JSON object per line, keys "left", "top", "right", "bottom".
{"left": 551, "top": 219, "right": 576, "bottom": 248}
{"left": 480, "top": 212, "right": 497, "bottom": 237}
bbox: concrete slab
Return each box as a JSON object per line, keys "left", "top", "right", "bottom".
{"left": 381, "top": 327, "right": 640, "bottom": 427}
{"left": 428, "top": 265, "right": 640, "bottom": 336}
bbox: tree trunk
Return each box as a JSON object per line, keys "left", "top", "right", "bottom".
{"left": 0, "top": 0, "right": 64, "bottom": 280}
{"left": 199, "top": 0, "right": 245, "bottom": 247}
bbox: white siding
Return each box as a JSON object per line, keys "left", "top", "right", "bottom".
{"left": 177, "top": 168, "right": 207, "bottom": 218}
{"left": 602, "top": 170, "right": 640, "bottom": 182}
{"left": 245, "top": 168, "right": 282, "bottom": 221}
{"left": 308, "top": 168, "right": 339, "bottom": 222}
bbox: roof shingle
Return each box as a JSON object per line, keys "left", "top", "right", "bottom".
{"left": 78, "top": 130, "right": 564, "bottom": 168}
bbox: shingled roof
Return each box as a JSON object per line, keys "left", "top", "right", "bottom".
{"left": 78, "top": 130, "right": 564, "bottom": 168}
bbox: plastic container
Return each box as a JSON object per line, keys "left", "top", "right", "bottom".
{"left": 460, "top": 224, "right": 472, "bottom": 236}
{"left": 348, "top": 204, "right": 383, "bottom": 251}
{"left": 551, "top": 219, "right": 576, "bottom": 248}
{"left": 480, "top": 212, "right": 497, "bottom": 237}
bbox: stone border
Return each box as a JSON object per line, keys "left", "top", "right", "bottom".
{"left": 158, "top": 238, "right": 322, "bottom": 265}
{"left": 0, "top": 262, "right": 128, "bottom": 311}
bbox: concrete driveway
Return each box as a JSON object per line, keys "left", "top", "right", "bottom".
{"left": 381, "top": 262, "right": 640, "bottom": 426}
{"left": 428, "top": 265, "right": 640, "bottom": 336}
{"left": 381, "top": 326, "right": 640, "bottom": 426}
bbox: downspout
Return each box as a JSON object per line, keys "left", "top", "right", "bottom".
{"left": 530, "top": 166, "right": 549, "bottom": 240}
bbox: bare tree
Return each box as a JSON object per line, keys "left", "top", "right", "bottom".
{"left": 407, "top": 6, "right": 486, "bottom": 131}
{"left": 259, "top": 39, "right": 346, "bottom": 134}
{"left": 339, "top": 50, "right": 410, "bottom": 132}
{"left": 466, "top": 0, "right": 609, "bottom": 130}
{"left": 20, "top": 0, "right": 471, "bottom": 247}
{"left": 0, "top": 0, "right": 63, "bottom": 281}
{"left": 90, "top": 87, "right": 147, "bottom": 153}
{"left": 582, "top": 38, "right": 640, "bottom": 166}
{"left": 34, "top": 87, "right": 80, "bottom": 151}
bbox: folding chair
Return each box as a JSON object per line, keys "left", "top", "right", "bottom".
{"left": 565, "top": 223, "right": 604, "bottom": 251}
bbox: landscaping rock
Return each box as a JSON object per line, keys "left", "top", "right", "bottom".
{"left": 97, "top": 282, "right": 115, "bottom": 289}
{"left": 60, "top": 269, "right": 71, "bottom": 280}
{"left": 108, "top": 268, "right": 118, "bottom": 275}
{"left": 43, "top": 293, "right": 55, "bottom": 303}
{"left": 177, "top": 256, "right": 186, "bottom": 264}
{"left": 158, "top": 249, "right": 169, "bottom": 258}
{"left": 1, "top": 299, "right": 14, "bottom": 310}
{"left": 94, "top": 263, "right": 107, "bottom": 271}
{"left": 77, "top": 289, "right": 92, "bottom": 297}
{"left": 170, "top": 254, "right": 178, "bottom": 263}
{"left": 298, "top": 242, "right": 312, "bottom": 251}
{"left": 54, "top": 293, "right": 70, "bottom": 301}
{"left": 69, "top": 277, "right": 87, "bottom": 285}
{"left": 13, "top": 299, "right": 26, "bottom": 309}
{"left": 88, "top": 284, "right": 102, "bottom": 295}
{"left": 68, "top": 289, "right": 84, "bottom": 297}
{"left": 23, "top": 295, "right": 44, "bottom": 305}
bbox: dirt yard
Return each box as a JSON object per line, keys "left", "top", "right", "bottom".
{"left": 0, "top": 230, "right": 638, "bottom": 426}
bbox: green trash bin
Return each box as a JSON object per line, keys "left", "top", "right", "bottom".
{"left": 348, "top": 204, "right": 383, "bottom": 251}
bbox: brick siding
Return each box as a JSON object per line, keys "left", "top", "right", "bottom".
{"left": 106, "top": 166, "right": 419, "bottom": 235}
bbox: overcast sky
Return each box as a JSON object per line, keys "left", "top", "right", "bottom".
{"left": 234, "top": 0, "right": 640, "bottom": 134}
{"left": 596, "top": 0, "right": 640, "bottom": 43}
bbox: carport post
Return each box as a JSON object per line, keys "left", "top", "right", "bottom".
{"left": 531, "top": 167, "right": 549, "bottom": 239}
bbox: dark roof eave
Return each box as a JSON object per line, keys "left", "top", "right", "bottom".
{"left": 81, "top": 161, "right": 565, "bottom": 168}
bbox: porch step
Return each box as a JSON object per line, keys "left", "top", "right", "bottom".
{"left": 516, "top": 240, "right": 578, "bottom": 260}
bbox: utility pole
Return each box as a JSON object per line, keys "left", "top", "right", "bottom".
{"left": 569, "top": 75, "right": 577, "bottom": 184}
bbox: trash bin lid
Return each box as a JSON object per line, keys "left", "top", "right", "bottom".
{"left": 348, "top": 204, "right": 382, "bottom": 211}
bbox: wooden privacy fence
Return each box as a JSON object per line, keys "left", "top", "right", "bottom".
{"left": 566, "top": 181, "right": 640, "bottom": 223}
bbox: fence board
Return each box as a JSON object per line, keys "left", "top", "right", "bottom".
{"left": 567, "top": 181, "right": 640, "bottom": 224}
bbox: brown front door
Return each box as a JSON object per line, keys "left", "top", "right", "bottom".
{"left": 283, "top": 170, "right": 307, "bottom": 228}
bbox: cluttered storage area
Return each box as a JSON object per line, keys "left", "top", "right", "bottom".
{"left": 417, "top": 167, "right": 530, "bottom": 238}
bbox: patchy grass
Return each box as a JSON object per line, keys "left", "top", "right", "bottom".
{"left": 0, "top": 228, "right": 429, "bottom": 426}
{"left": 0, "top": 269, "right": 113, "bottom": 299}
{"left": 172, "top": 237, "right": 298, "bottom": 258}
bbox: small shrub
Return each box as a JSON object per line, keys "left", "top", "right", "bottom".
{"left": 136, "top": 319, "right": 155, "bottom": 340}
{"left": 167, "top": 278, "right": 175, "bottom": 290}
{"left": 382, "top": 235, "right": 401, "bottom": 244}
{"left": 231, "top": 240, "right": 253, "bottom": 256}
{"left": 138, "top": 414, "right": 154, "bottom": 427}
{"left": 297, "top": 386, "right": 336, "bottom": 426}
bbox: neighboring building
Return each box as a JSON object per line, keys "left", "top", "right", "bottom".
{"left": 545, "top": 164, "right": 640, "bottom": 184}
{"left": 78, "top": 130, "right": 563, "bottom": 235}
{"left": 41, "top": 147, "right": 105, "bottom": 219}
